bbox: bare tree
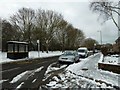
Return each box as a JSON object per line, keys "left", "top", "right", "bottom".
{"left": 73, "top": 28, "right": 85, "bottom": 49}
{"left": 81, "top": 38, "right": 98, "bottom": 50}
{"left": 36, "top": 9, "right": 64, "bottom": 53}
{"left": 2, "top": 20, "right": 17, "bottom": 51}
{"left": 65, "top": 25, "right": 85, "bottom": 50}
{"left": 54, "top": 19, "right": 68, "bottom": 52}
{"left": 7, "top": 7, "right": 85, "bottom": 52}
{"left": 55, "top": 22, "right": 85, "bottom": 51}
{"left": 90, "top": 0, "right": 120, "bottom": 31}
{"left": 10, "top": 7, "right": 35, "bottom": 42}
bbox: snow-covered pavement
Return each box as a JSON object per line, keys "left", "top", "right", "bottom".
{"left": 44, "top": 53, "right": 120, "bottom": 88}
{"left": 67, "top": 53, "right": 100, "bottom": 71}
{"left": 67, "top": 53, "right": 119, "bottom": 87}
{"left": 0, "top": 51, "right": 62, "bottom": 63}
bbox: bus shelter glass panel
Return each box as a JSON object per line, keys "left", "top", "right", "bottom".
{"left": 15, "top": 44, "right": 18, "bottom": 52}
{"left": 25, "top": 45, "right": 28, "bottom": 52}
{"left": 19, "top": 44, "right": 24, "bottom": 52}
{"left": 8, "top": 44, "right": 13, "bottom": 52}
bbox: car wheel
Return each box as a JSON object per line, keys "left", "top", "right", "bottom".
{"left": 74, "top": 59, "right": 76, "bottom": 63}
{"left": 75, "top": 59, "right": 78, "bottom": 63}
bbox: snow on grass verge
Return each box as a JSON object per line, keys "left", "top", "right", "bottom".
{"left": 44, "top": 70, "right": 113, "bottom": 88}
{"left": 103, "top": 55, "right": 119, "bottom": 65}
{"left": 0, "top": 51, "right": 62, "bottom": 64}
{"left": 98, "top": 53, "right": 119, "bottom": 65}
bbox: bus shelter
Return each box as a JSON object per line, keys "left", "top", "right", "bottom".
{"left": 7, "top": 41, "right": 29, "bottom": 59}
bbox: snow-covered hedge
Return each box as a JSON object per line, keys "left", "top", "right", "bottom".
{"left": 98, "top": 53, "right": 104, "bottom": 63}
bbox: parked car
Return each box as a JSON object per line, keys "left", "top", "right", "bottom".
{"left": 77, "top": 47, "right": 88, "bottom": 58}
{"left": 58, "top": 51, "right": 79, "bottom": 63}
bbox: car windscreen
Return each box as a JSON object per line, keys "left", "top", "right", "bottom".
{"left": 78, "top": 49, "right": 86, "bottom": 53}
{"left": 63, "top": 52, "right": 74, "bottom": 55}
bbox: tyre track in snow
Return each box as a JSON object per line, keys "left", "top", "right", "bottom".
{"left": 1, "top": 56, "right": 60, "bottom": 89}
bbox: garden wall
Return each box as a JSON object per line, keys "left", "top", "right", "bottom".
{"left": 98, "top": 63, "right": 120, "bottom": 74}
{"left": 98, "top": 53, "right": 120, "bottom": 74}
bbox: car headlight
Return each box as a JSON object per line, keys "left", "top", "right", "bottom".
{"left": 70, "top": 58, "right": 74, "bottom": 60}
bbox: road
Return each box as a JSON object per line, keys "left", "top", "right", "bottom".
{"left": 2, "top": 53, "right": 117, "bottom": 89}
{"left": 1, "top": 56, "right": 61, "bottom": 89}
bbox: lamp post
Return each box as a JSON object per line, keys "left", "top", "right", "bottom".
{"left": 93, "top": 43, "right": 96, "bottom": 54}
{"left": 98, "top": 30, "right": 102, "bottom": 45}
{"left": 118, "top": 1, "right": 120, "bottom": 37}
{"left": 0, "top": 18, "right": 2, "bottom": 52}
{"left": 37, "top": 40, "right": 40, "bottom": 57}
{"left": 118, "top": 1, "right": 120, "bottom": 54}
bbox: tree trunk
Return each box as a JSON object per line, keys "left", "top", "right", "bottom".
{"left": 45, "top": 44, "right": 49, "bottom": 53}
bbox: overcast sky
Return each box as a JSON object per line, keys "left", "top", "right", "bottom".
{"left": 0, "top": 0, "right": 119, "bottom": 44}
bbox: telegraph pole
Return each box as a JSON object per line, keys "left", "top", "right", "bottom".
{"left": 118, "top": 1, "right": 120, "bottom": 54}
{"left": 0, "top": 18, "right": 2, "bottom": 90}
{"left": 0, "top": 19, "right": 1, "bottom": 50}
{"left": 98, "top": 30, "right": 102, "bottom": 45}
{"left": 37, "top": 40, "right": 40, "bottom": 57}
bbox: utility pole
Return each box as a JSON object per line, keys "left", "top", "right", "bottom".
{"left": 118, "top": 1, "right": 120, "bottom": 54}
{"left": 0, "top": 18, "right": 2, "bottom": 52}
{"left": 37, "top": 40, "right": 40, "bottom": 57}
{"left": 0, "top": 18, "right": 2, "bottom": 90}
{"left": 98, "top": 30, "right": 102, "bottom": 45}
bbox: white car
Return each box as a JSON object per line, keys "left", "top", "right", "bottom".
{"left": 58, "top": 51, "right": 79, "bottom": 63}
{"left": 77, "top": 47, "right": 88, "bottom": 58}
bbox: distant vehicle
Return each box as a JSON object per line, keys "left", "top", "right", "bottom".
{"left": 58, "top": 51, "right": 79, "bottom": 63}
{"left": 93, "top": 49, "right": 98, "bottom": 53}
{"left": 77, "top": 47, "right": 88, "bottom": 58}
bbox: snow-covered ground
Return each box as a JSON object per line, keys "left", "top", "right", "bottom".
{"left": 43, "top": 53, "right": 120, "bottom": 88}
{"left": 103, "top": 55, "right": 120, "bottom": 65}
{"left": 66, "top": 53, "right": 120, "bottom": 87}
{"left": 1, "top": 51, "right": 120, "bottom": 89}
{"left": 0, "top": 51, "right": 62, "bottom": 63}
{"left": 45, "top": 71, "right": 113, "bottom": 88}
{"left": 43, "top": 62, "right": 67, "bottom": 82}
{"left": 98, "top": 54, "right": 120, "bottom": 65}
